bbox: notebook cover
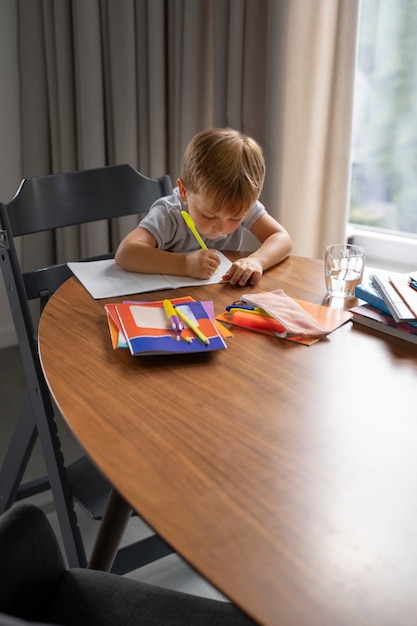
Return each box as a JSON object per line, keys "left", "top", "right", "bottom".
{"left": 355, "top": 281, "right": 391, "bottom": 316}
{"left": 114, "top": 300, "right": 228, "bottom": 355}
{"left": 105, "top": 296, "right": 195, "bottom": 349}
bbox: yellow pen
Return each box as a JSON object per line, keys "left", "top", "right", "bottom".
{"left": 163, "top": 299, "right": 183, "bottom": 333}
{"left": 226, "top": 306, "right": 269, "bottom": 317}
{"left": 163, "top": 299, "right": 192, "bottom": 343}
{"left": 181, "top": 210, "right": 208, "bottom": 249}
{"left": 181, "top": 210, "right": 219, "bottom": 273}
{"left": 175, "top": 305, "right": 210, "bottom": 346}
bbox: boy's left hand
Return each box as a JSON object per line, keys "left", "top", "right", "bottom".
{"left": 222, "top": 257, "right": 263, "bottom": 286}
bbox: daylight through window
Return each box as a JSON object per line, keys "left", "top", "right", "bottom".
{"left": 350, "top": 0, "right": 417, "bottom": 238}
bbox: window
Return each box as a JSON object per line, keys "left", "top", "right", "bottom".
{"left": 349, "top": 0, "right": 417, "bottom": 270}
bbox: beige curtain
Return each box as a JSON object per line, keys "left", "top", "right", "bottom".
{"left": 273, "top": 0, "right": 360, "bottom": 256}
{"left": 0, "top": 0, "right": 359, "bottom": 342}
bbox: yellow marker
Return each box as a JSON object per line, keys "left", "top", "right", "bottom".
{"left": 227, "top": 307, "right": 270, "bottom": 317}
{"left": 175, "top": 305, "right": 210, "bottom": 346}
{"left": 181, "top": 210, "right": 208, "bottom": 249}
{"left": 163, "top": 299, "right": 176, "bottom": 317}
{"left": 163, "top": 299, "right": 192, "bottom": 343}
{"left": 163, "top": 299, "right": 183, "bottom": 334}
{"left": 181, "top": 210, "right": 219, "bottom": 272}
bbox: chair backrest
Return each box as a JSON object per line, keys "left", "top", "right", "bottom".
{"left": 6, "top": 164, "right": 172, "bottom": 235}
{"left": 1, "top": 164, "right": 172, "bottom": 302}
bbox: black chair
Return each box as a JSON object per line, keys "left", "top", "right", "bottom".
{"left": 0, "top": 504, "right": 256, "bottom": 626}
{"left": 0, "top": 165, "right": 173, "bottom": 572}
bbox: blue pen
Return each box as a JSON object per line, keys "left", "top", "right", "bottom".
{"left": 409, "top": 277, "right": 417, "bottom": 292}
{"left": 225, "top": 304, "right": 255, "bottom": 312}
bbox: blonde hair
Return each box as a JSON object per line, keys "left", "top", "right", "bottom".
{"left": 181, "top": 128, "right": 265, "bottom": 216}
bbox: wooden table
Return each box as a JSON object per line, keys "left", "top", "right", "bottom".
{"left": 38, "top": 255, "right": 417, "bottom": 626}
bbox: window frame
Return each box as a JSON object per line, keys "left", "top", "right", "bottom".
{"left": 350, "top": 225, "right": 417, "bottom": 273}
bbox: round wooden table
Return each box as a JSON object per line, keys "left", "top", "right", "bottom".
{"left": 39, "top": 255, "right": 417, "bottom": 626}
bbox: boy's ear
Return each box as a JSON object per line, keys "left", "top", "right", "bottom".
{"left": 177, "top": 178, "right": 187, "bottom": 201}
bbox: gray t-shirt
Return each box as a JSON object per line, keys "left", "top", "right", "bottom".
{"left": 138, "top": 187, "right": 266, "bottom": 251}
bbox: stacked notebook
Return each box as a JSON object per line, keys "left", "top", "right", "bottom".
{"left": 351, "top": 270, "right": 417, "bottom": 344}
{"left": 105, "top": 296, "right": 228, "bottom": 355}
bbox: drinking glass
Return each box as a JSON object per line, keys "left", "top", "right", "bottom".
{"left": 324, "top": 243, "right": 365, "bottom": 298}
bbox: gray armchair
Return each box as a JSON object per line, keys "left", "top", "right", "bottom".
{"left": 0, "top": 504, "right": 256, "bottom": 626}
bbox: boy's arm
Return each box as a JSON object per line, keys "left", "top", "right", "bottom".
{"left": 114, "top": 227, "right": 186, "bottom": 274}
{"left": 248, "top": 213, "right": 292, "bottom": 268}
{"left": 223, "top": 214, "right": 292, "bottom": 286}
{"left": 114, "top": 227, "right": 220, "bottom": 278}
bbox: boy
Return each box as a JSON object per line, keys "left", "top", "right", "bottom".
{"left": 115, "top": 128, "right": 292, "bottom": 286}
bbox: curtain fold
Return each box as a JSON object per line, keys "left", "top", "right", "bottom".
{"left": 0, "top": 0, "right": 359, "bottom": 343}
{"left": 273, "top": 0, "right": 359, "bottom": 256}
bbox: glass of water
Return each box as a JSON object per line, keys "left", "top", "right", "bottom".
{"left": 324, "top": 244, "right": 365, "bottom": 298}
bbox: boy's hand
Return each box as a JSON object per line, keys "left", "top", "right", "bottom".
{"left": 222, "top": 257, "right": 263, "bottom": 286}
{"left": 185, "top": 249, "right": 221, "bottom": 279}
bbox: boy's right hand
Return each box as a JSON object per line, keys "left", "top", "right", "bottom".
{"left": 185, "top": 249, "right": 220, "bottom": 279}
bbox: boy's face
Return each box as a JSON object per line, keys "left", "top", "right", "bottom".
{"left": 178, "top": 179, "right": 247, "bottom": 239}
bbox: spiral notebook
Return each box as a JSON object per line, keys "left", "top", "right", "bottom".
{"left": 388, "top": 271, "right": 417, "bottom": 318}
{"left": 369, "top": 274, "right": 416, "bottom": 323}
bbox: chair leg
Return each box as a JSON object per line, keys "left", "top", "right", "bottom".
{"left": 34, "top": 402, "right": 88, "bottom": 568}
{"left": 0, "top": 396, "right": 39, "bottom": 512}
{"left": 0, "top": 394, "right": 87, "bottom": 567}
{"left": 0, "top": 247, "right": 87, "bottom": 567}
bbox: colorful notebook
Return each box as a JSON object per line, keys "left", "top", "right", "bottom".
{"left": 105, "top": 296, "right": 194, "bottom": 349}
{"left": 111, "top": 300, "right": 227, "bottom": 355}
{"left": 355, "top": 280, "right": 391, "bottom": 316}
{"left": 355, "top": 275, "right": 417, "bottom": 328}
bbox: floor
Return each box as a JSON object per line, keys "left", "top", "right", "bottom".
{"left": 0, "top": 344, "right": 226, "bottom": 601}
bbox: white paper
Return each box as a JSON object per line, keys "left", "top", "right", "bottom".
{"left": 68, "top": 251, "right": 232, "bottom": 299}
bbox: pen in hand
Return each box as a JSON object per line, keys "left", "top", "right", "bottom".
{"left": 181, "top": 210, "right": 207, "bottom": 249}
{"left": 181, "top": 210, "right": 219, "bottom": 273}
